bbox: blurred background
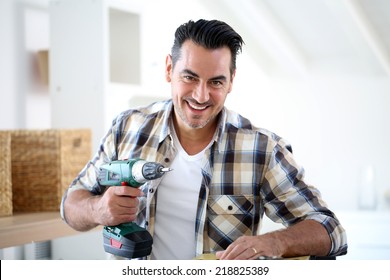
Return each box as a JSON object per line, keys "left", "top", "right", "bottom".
{"left": 0, "top": 0, "right": 389, "bottom": 260}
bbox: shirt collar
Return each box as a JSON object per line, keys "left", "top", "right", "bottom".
{"left": 156, "top": 100, "right": 174, "bottom": 144}
{"left": 214, "top": 107, "right": 227, "bottom": 153}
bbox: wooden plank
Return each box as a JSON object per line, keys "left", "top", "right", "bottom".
{"left": 0, "top": 212, "right": 81, "bottom": 248}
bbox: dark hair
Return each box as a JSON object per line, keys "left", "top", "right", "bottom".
{"left": 171, "top": 19, "right": 244, "bottom": 76}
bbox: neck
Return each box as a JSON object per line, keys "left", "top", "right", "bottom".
{"left": 173, "top": 117, "right": 217, "bottom": 156}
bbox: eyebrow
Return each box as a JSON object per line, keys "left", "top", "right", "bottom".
{"left": 181, "top": 69, "right": 228, "bottom": 82}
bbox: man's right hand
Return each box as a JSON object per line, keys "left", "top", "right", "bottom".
{"left": 94, "top": 186, "right": 144, "bottom": 226}
{"left": 63, "top": 187, "right": 144, "bottom": 231}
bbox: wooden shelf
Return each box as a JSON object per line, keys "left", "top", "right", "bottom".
{"left": 0, "top": 212, "right": 82, "bottom": 248}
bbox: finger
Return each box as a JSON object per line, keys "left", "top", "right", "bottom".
{"left": 216, "top": 245, "right": 234, "bottom": 260}
{"left": 233, "top": 246, "right": 256, "bottom": 260}
{"left": 114, "top": 186, "right": 144, "bottom": 197}
{"left": 116, "top": 196, "right": 139, "bottom": 208}
{"left": 248, "top": 247, "right": 261, "bottom": 260}
{"left": 218, "top": 243, "right": 248, "bottom": 260}
{"left": 216, "top": 241, "right": 238, "bottom": 260}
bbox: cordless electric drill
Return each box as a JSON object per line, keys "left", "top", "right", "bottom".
{"left": 97, "top": 159, "right": 172, "bottom": 258}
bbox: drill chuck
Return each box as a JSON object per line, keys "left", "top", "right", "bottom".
{"left": 132, "top": 160, "right": 173, "bottom": 183}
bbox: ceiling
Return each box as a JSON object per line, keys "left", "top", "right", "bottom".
{"left": 199, "top": 0, "right": 390, "bottom": 78}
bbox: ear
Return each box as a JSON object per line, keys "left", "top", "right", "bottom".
{"left": 165, "top": 55, "right": 173, "bottom": 82}
{"left": 227, "top": 70, "right": 236, "bottom": 94}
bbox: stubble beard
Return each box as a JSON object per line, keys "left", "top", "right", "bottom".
{"left": 173, "top": 98, "right": 216, "bottom": 130}
{"left": 175, "top": 105, "right": 213, "bottom": 129}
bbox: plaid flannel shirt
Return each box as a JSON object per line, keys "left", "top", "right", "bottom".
{"left": 62, "top": 99, "right": 347, "bottom": 258}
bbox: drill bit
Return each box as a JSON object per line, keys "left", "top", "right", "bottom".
{"left": 160, "top": 167, "right": 173, "bottom": 173}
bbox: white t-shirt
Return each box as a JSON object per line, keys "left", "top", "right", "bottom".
{"left": 150, "top": 129, "right": 209, "bottom": 260}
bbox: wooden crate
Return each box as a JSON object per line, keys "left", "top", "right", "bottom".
{"left": 0, "top": 131, "right": 12, "bottom": 216}
{"left": 11, "top": 129, "right": 92, "bottom": 212}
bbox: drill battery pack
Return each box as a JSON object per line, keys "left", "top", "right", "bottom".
{"left": 103, "top": 223, "right": 153, "bottom": 259}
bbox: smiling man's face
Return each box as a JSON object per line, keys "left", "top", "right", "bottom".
{"left": 165, "top": 40, "right": 235, "bottom": 131}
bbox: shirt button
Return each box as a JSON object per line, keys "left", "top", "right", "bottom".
{"left": 228, "top": 205, "right": 233, "bottom": 211}
{"left": 149, "top": 188, "right": 154, "bottom": 193}
{"left": 164, "top": 158, "right": 170, "bottom": 163}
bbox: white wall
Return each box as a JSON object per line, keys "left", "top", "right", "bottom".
{"left": 228, "top": 74, "right": 390, "bottom": 212}
{"left": 0, "top": 0, "right": 51, "bottom": 130}
{"left": 0, "top": 0, "right": 19, "bottom": 129}
{"left": 1, "top": 0, "right": 390, "bottom": 259}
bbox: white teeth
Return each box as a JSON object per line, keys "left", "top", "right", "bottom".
{"left": 188, "top": 102, "right": 207, "bottom": 110}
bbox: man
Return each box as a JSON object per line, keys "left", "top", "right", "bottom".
{"left": 61, "top": 19, "right": 347, "bottom": 260}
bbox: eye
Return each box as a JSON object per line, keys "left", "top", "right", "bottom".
{"left": 183, "top": 75, "right": 197, "bottom": 82}
{"left": 210, "top": 80, "right": 223, "bottom": 88}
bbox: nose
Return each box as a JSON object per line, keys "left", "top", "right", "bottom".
{"left": 192, "top": 82, "right": 210, "bottom": 104}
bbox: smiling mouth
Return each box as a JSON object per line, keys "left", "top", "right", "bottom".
{"left": 187, "top": 101, "right": 209, "bottom": 111}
